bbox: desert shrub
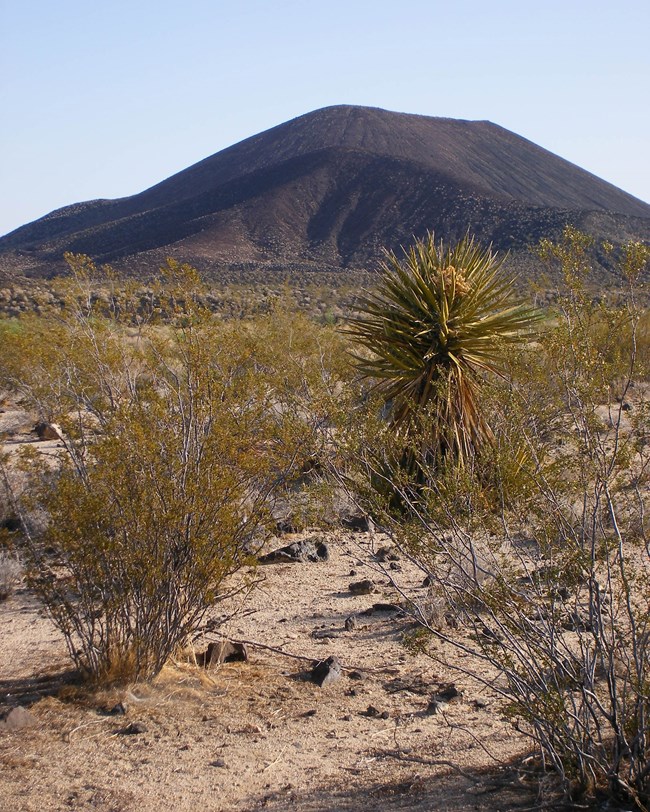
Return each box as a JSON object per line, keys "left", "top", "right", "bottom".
{"left": 343, "top": 229, "right": 650, "bottom": 808}
{"left": 346, "top": 232, "right": 541, "bottom": 471}
{"left": 1, "top": 257, "right": 340, "bottom": 684}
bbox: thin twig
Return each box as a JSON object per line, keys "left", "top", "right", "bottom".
{"left": 262, "top": 746, "right": 287, "bottom": 772}
{"left": 204, "top": 631, "right": 399, "bottom": 674}
{"left": 63, "top": 718, "right": 109, "bottom": 742}
{"left": 378, "top": 748, "right": 482, "bottom": 782}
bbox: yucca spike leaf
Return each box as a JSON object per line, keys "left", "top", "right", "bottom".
{"left": 345, "top": 232, "right": 542, "bottom": 468}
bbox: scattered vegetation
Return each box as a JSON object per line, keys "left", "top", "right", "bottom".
{"left": 0, "top": 256, "right": 349, "bottom": 683}
{"left": 1, "top": 230, "right": 649, "bottom": 809}
{"left": 346, "top": 232, "right": 541, "bottom": 468}
{"left": 342, "top": 227, "right": 650, "bottom": 808}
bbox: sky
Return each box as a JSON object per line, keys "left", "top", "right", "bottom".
{"left": 1, "top": 0, "right": 649, "bottom": 237}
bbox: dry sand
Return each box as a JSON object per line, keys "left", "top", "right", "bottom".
{"left": 0, "top": 403, "right": 539, "bottom": 811}
{"left": 0, "top": 530, "right": 542, "bottom": 812}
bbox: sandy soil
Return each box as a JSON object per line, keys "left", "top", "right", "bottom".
{"left": 0, "top": 534, "right": 542, "bottom": 812}
{"left": 0, "top": 404, "right": 540, "bottom": 812}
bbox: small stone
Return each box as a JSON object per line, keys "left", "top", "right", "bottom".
{"left": 435, "top": 684, "right": 461, "bottom": 702}
{"left": 375, "top": 546, "right": 399, "bottom": 562}
{"left": 34, "top": 422, "right": 63, "bottom": 441}
{"left": 118, "top": 722, "right": 147, "bottom": 735}
{"left": 301, "top": 709, "right": 317, "bottom": 718}
{"left": 344, "top": 615, "right": 357, "bottom": 631}
{"left": 209, "top": 758, "right": 226, "bottom": 768}
{"left": 380, "top": 711, "right": 390, "bottom": 720}
{"left": 0, "top": 706, "right": 36, "bottom": 731}
{"left": 107, "top": 702, "right": 127, "bottom": 716}
{"left": 349, "top": 579, "right": 375, "bottom": 595}
{"left": 427, "top": 684, "right": 463, "bottom": 713}
{"left": 364, "top": 705, "right": 381, "bottom": 717}
{"left": 371, "top": 602, "right": 401, "bottom": 614}
{"left": 342, "top": 714, "right": 352, "bottom": 722}
{"left": 258, "top": 537, "right": 329, "bottom": 565}
{"left": 311, "top": 655, "right": 343, "bottom": 687}
{"left": 200, "top": 640, "right": 248, "bottom": 668}
{"left": 347, "top": 670, "right": 364, "bottom": 681}
{"left": 340, "top": 513, "right": 373, "bottom": 532}
{"left": 311, "top": 628, "right": 337, "bottom": 640}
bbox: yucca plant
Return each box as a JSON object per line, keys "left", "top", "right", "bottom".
{"left": 348, "top": 232, "right": 541, "bottom": 469}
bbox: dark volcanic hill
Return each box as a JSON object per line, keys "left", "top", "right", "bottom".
{"left": 2, "top": 105, "right": 649, "bottom": 281}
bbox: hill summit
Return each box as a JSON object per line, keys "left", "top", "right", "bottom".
{"left": 2, "top": 105, "right": 649, "bottom": 280}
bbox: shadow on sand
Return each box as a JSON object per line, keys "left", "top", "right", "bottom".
{"left": 246, "top": 758, "right": 548, "bottom": 812}
{"left": 0, "top": 669, "right": 81, "bottom": 711}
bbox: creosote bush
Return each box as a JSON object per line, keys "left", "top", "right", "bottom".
{"left": 343, "top": 229, "right": 650, "bottom": 809}
{"left": 0, "top": 256, "right": 349, "bottom": 684}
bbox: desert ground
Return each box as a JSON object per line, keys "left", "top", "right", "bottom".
{"left": 0, "top": 403, "right": 564, "bottom": 811}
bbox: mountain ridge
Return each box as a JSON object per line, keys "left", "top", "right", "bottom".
{"left": 2, "top": 105, "right": 649, "bottom": 280}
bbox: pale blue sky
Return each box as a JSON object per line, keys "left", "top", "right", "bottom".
{"left": 1, "top": 0, "right": 648, "bottom": 237}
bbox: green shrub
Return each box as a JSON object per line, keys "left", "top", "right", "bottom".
{"left": 344, "top": 229, "right": 650, "bottom": 808}
{"left": 1, "top": 257, "right": 345, "bottom": 684}
{"left": 346, "top": 232, "right": 541, "bottom": 470}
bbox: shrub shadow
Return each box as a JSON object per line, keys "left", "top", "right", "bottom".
{"left": 246, "top": 760, "right": 544, "bottom": 811}
{"left": 0, "top": 669, "right": 81, "bottom": 711}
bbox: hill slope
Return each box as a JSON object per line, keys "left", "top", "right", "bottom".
{"left": 2, "top": 105, "right": 649, "bottom": 279}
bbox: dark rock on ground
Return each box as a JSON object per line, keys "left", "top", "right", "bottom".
{"left": 340, "top": 512, "right": 373, "bottom": 532}
{"left": 349, "top": 579, "right": 375, "bottom": 595}
{"left": 427, "top": 683, "right": 463, "bottom": 714}
{"left": 375, "top": 546, "right": 400, "bottom": 562}
{"left": 361, "top": 602, "right": 401, "bottom": 615}
{"left": 118, "top": 722, "right": 148, "bottom": 735}
{"left": 311, "top": 628, "right": 338, "bottom": 640}
{"left": 435, "top": 684, "right": 461, "bottom": 702}
{"left": 311, "top": 655, "right": 343, "bottom": 688}
{"left": 199, "top": 640, "right": 248, "bottom": 668}
{"left": 364, "top": 705, "right": 389, "bottom": 719}
{"left": 258, "top": 537, "right": 329, "bottom": 565}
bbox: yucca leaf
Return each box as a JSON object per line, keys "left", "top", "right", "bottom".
{"left": 346, "top": 232, "right": 542, "bottom": 468}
